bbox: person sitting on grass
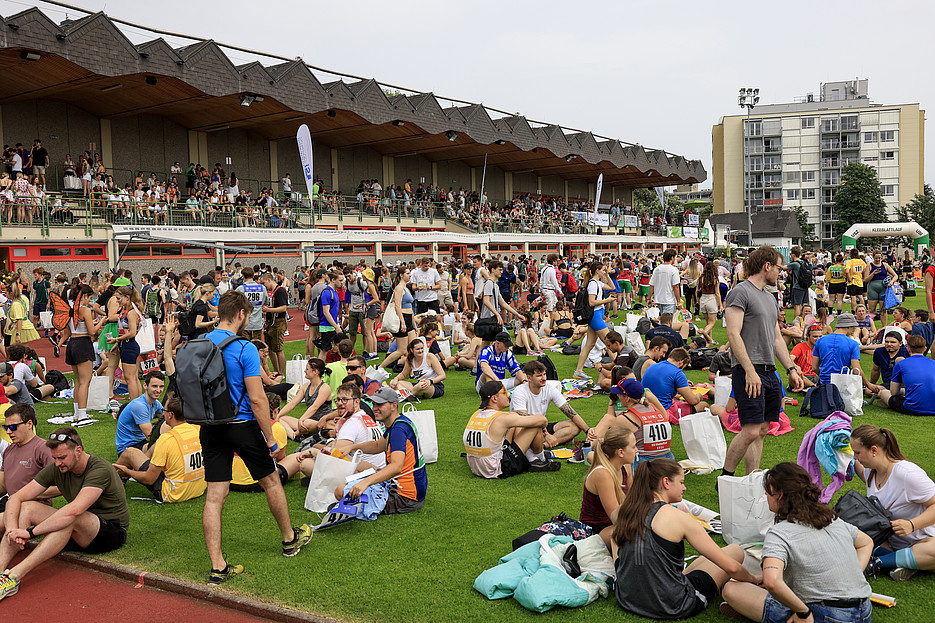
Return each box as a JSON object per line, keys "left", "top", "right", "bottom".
{"left": 612, "top": 458, "right": 759, "bottom": 620}
{"left": 229, "top": 392, "right": 291, "bottom": 492}
{"left": 588, "top": 374, "right": 672, "bottom": 465}
{"left": 284, "top": 382, "right": 387, "bottom": 483}
{"left": 345, "top": 355, "right": 382, "bottom": 397}
{"left": 463, "top": 380, "right": 559, "bottom": 478}
{"left": 114, "top": 371, "right": 165, "bottom": 459}
{"left": 789, "top": 324, "right": 822, "bottom": 390}
{"left": 640, "top": 347, "right": 710, "bottom": 423}
{"left": 450, "top": 322, "right": 482, "bottom": 370}
{"left": 811, "top": 313, "right": 881, "bottom": 396}
{"left": 645, "top": 312, "right": 685, "bottom": 349}
{"left": 7, "top": 345, "right": 53, "bottom": 403}
{"left": 869, "top": 331, "right": 909, "bottom": 401}
{"left": 579, "top": 426, "right": 637, "bottom": 548}
{"left": 596, "top": 330, "right": 627, "bottom": 391}
{"left": 112, "top": 396, "right": 206, "bottom": 503}
{"left": 511, "top": 360, "right": 587, "bottom": 449}
{"left": 0, "top": 363, "right": 32, "bottom": 407}
{"left": 388, "top": 338, "right": 446, "bottom": 400}
{"left": 339, "top": 386, "right": 427, "bottom": 514}
{"left": 910, "top": 309, "right": 934, "bottom": 354}
{"left": 277, "top": 358, "right": 333, "bottom": 439}
{"left": 473, "top": 331, "right": 527, "bottom": 394}
{"left": 875, "top": 335, "right": 935, "bottom": 415}
{"left": 0, "top": 427, "right": 130, "bottom": 602}
{"left": 633, "top": 336, "right": 671, "bottom": 382}
{"left": 0, "top": 405, "right": 54, "bottom": 517}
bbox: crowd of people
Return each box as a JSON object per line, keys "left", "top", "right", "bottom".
{"left": 0, "top": 239, "right": 933, "bottom": 620}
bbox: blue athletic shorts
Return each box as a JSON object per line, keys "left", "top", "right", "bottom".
{"left": 588, "top": 307, "right": 607, "bottom": 331}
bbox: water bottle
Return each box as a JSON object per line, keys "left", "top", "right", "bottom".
{"left": 109, "top": 399, "right": 120, "bottom": 420}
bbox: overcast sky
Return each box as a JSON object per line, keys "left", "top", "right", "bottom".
{"left": 5, "top": 0, "right": 933, "bottom": 190}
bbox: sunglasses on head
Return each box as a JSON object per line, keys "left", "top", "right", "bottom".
{"left": 49, "top": 433, "right": 79, "bottom": 444}
{"left": 2, "top": 421, "right": 26, "bottom": 432}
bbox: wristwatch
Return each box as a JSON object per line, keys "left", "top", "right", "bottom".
{"left": 26, "top": 526, "right": 35, "bottom": 538}
{"left": 786, "top": 365, "right": 801, "bottom": 374}
{"left": 795, "top": 607, "right": 810, "bottom": 619}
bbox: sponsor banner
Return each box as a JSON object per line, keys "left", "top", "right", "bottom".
{"left": 623, "top": 215, "right": 639, "bottom": 228}
{"left": 683, "top": 226, "right": 698, "bottom": 239}
{"left": 667, "top": 226, "right": 683, "bottom": 238}
{"left": 687, "top": 213, "right": 699, "bottom": 226}
{"left": 571, "top": 211, "right": 609, "bottom": 226}
{"left": 297, "top": 124, "right": 315, "bottom": 198}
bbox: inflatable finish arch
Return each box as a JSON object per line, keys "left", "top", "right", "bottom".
{"left": 842, "top": 222, "right": 929, "bottom": 257}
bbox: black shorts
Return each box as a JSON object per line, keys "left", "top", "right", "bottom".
{"left": 888, "top": 395, "right": 935, "bottom": 416}
{"left": 429, "top": 382, "right": 445, "bottom": 398}
{"left": 138, "top": 460, "right": 167, "bottom": 502}
{"left": 416, "top": 300, "right": 440, "bottom": 315}
{"left": 684, "top": 569, "right": 718, "bottom": 617}
{"left": 366, "top": 305, "right": 381, "bottom": 320}
{"left": 33, "top": 302, "right": 46, "bottom": 317}
{"left": 829, "top": 282, "right": 846, "bottom": 295}
{"left": 498, "top": 439, "right": 529, "bottom": 479}
{"left": 392, "top": 314, "right": 415, "bottom": 339}
{"left": 200, "top": 419, "right": 276, "bottom": 483}
{"left": 65, "top": 515, "right": 127, "bottom": 555}
{"left": 732, "top": 365, "right": 781, "bottom": 425}
{"left": 846, "top": 284, "right": 865, "bottom": 296}
{"left": 65, "top": 336, "right": 95, "bottom": 366}
{"left": 382, "top": 484, "right": 424, "bottom": 514}
{"left": 788, "top": 288, "right": 809, "bottom": 306}
{"left": 546, "top": 422, "right": 559, "bottom": 435}
{"left": 316, "top": 328, "right": 341, "bottom": 351}
{"left": 229, "top": 464, "right": 289, "bottom": 492}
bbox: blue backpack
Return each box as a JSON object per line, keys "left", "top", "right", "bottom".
{"left": 800, "top": 384, "right": 845, "bottom": 419}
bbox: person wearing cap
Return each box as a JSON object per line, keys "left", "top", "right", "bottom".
{"left": 356, "top": 267, "right": 381, "bottom": 361}
{"left": 463, "top": 380, "right": 558, "bottom": 478}
{"left": 474, "top": 331, "right": 526, "bottom": 394}
{"left": 343, "top": 386, "right": 427, "bottom": 514}
{"left": 0, "top": 404, "right": 53, "bottom": 515}
{"left": 0, "top": 362, "right": 32, "bottom": 408}
{"left": 811, "top": 313, "right": 879, "bottom": 394}
{"left": 590, "top": 376, "right": 673, "bottom": 465}
{"left": 875, "top": 334, "right": 935, "bottom": 414}
{"left": 512, "top": 360, "right": 587, "bottom": 449}
{"left": 0, "top": 427, "right": 130, "bottom": 602}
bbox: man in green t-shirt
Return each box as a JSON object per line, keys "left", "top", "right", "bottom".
{"left": 0, "top": 427, "right": 129, "bottom": 602}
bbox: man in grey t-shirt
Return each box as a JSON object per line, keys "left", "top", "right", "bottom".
{"left": 234, "top": 266, "right": 268, "bottom": 342}
{"left": 721, "top": 246, "right": 804, "bottom": 480}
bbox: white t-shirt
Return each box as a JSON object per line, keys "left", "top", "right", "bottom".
{"left": 11, "top": 153, "right": 22, "bottom": 173}
{"left": 649, "top": 264, "right": 680, "bottom": 305}
{"left": 410, "top": 268, "right": 440, "bottom": 302}
{"left": 865, "top": 460, "right": 935, "bottom": 548}
{"left": 587, "top": 279, "right": 602, "bottom": 299}
{"left": 336, "top": 410, "right": 387, "bottom": 469}
{"left": 12, "top": 362, "right": 34, "bottom": 385}
{"left": 510, "top": 382, "right": 567, "bottom": 417}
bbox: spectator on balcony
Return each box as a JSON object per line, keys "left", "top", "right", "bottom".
{"left": 79, "top": 156, "right": 92, "bottom": 197}
{"left": 30, "top": 140, "right": 48, "bottom": 190}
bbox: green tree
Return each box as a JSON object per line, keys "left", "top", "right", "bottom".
{"left": 897, "top": 184, "right": 935, "bottom": 235}
{"left": 633, "top": 188, "right": 661, "bottom": 212}
{"left": 832, "top": 163, "right": 887, "bottom": 244}
{"left": 792, "top": 205, "right": 817, "bottom": 245}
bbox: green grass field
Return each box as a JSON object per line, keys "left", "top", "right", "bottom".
{"left": 27, "top": 315, "right": 935, "bottom": 622}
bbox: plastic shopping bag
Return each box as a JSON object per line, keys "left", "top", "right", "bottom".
{"left": 718, "top": 470, "right": 775, "bottom": 545}
{"left": 830, "top": 367, "right": 863, "bottom": 417}
{"left": 285, "top": 355, "right": 307, "bottom": 386}
{"left": 304, "top": 450, "right": 361, "bottom": 513}
{"left": 625, "top": 331, "right": 645, "bottom": 357}
{"left": 136, "top": 318, "right": 157, "bottom": 354}
{"left": 87, "top": 375, "right": 111, "bottom": 412}
{"left": 714, "top": 373, "right": 732, "bottom": 408}
{"left": 680, "top": 409, "right": 726, "bottom": 469}
{"left": 403, "top": 403, "right": 438, "bottom": 463}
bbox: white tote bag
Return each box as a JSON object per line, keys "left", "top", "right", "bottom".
{"left": 403, "top": 403, "right": 438, "bottom": 464}
{"left": 285, "top": 355, "right": 307, "bottom": 385}
{"left": 830, "top": 367, "right": 863, "bottom": 416}
{"left": 680, "top": 409, "right": 726, "bottom": 469}
{"left": 436, "top": 339, "right": 452, "bottom": 360}
{"left": 626, "top": 313, "right": 642, "bottom": 332}
{"left": 714, "top": 373, "right": 732, "bottom": 408}
{"left": 136, "top": 318, "right": 157, "bottom": 354}
{"left": 645, "top": 307, "right": 660, "bottom": 320}
{"left": 625, "top": 331, "right": 645, "bottom": 357}
{"left": 304, "top": 450, "right": 361, "bottom": 512}
{"left": 39, "top": 310, "right": 54, "bottom": 330}
{"left": 382, "top": 304, "right": 401, "bottom": 334}
{"left": 87, "top": 375, "right": 111, "bottom": 412}
{"left": 717, "top": 470, "right": 775, "bottom": 545}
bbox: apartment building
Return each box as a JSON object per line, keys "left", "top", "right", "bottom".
{"left": 712, "top": 80, "right": 924, "bottom": 244}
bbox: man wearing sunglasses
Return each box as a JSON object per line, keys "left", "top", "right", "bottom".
{"left": 0, "top": 426, "right": 129, "bottom": 602}
{"left": 0, "top": 405, "right": 53, "bottom": 516}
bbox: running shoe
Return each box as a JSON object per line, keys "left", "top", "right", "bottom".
{"left": 0, "top": 570, "right": 19, "bottom": 601}
{"left": 364, "top": 353, "right": 379, "bottom": 361}
{"left": 567, "top": 442, "right": 589, "bottom": 464}
{"left": 528, "top": 459, "right": 561, "bottom": 472}
{"left": 572, "top": 370, "right": 590, "bottom": 380}
{"left": 889, "top": 567, "right": 917, "bottom": 581}
{"left": 208, "top": 562, "right": 245, "bottom": 585}
{"left": 74, "top": 417, "right": 95, "bottom": 428}
{"left": 282, "top": 524, "right": 313, "bottom": 557}
{"left": 863, "top": 557, "right": 883, "bottom": 579}
{"left": 53, "top": 344, "right": 61, "bottom": 358}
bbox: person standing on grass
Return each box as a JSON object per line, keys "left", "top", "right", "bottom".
{"left": 260, "top": 272, "right": 288, "bottom": 376}
{"left": 199, "top": 291, "right": 311, "bottom": 586}
{"left": 647, "top": 249, "right": 681, "bottom": 315}
{"left": 721, "top": 246, "right": 804, "bottom": 482}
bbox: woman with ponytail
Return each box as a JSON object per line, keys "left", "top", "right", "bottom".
{"left": 580, "top": 426, "right": 636, "bottom": 546}
{"left": 67, "top": 284, "right": 105, "bottom": 425}
{"left": 850, "top": 424, "right": 935, "bottom": 582}
{"left": 722, "top": 462, "right": 873, "bottom": 623}
{"left": 613, "top": 458, "right": 757, "bottom": 619}
{"left": 573, "top": 260, "right": 615, "bottom": 379}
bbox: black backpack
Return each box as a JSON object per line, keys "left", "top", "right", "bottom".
{"left": 688, "top": 347, "right": 719, "bottom": 370}
{"left": 573, "top": 288, "right": 593, "bottom": 326}
{"left": 45, "top": 369, "right": 71, "bottom": 393}
{"left": 800, "top": 384, "right": 845, "bottom": 419}
{"left": 176, "top": 308, "right": 197, "bottom": 337}
{"left": 175, "top": 334, "right": 248, "bottom": 425}
{"left": 537, "top": 354, "right": 559, "bottom": 380}
{"left": 636, "top": 317, "right": 654, "bottom": 335}
{"left": 797, "top": 260, "right": 814, "bottom": 289}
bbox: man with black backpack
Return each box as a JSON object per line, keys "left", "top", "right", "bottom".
{"left": 786, "top": 246, "right": 812, "bottom": 317}
{"left": 197, "top": 291, "right": 312, "bottom": 585}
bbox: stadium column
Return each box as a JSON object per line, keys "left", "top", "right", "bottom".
{"left": 269, "top": 141, "right": 278, "bottom": 192}
{"left": 189, "top": 131, "right": 208, "bottom": 171}
{"left": 471, "top": 167, "right": 476, "bottom": 192}
{"left": 432, "top": 162, "right": 438, "bottom": 188}
{"left": 100, "top": 119, "right": 113, "bottom": 171}
{"left": 331, "top": 148, "right": 339, "bottom": 192}
{"left": 382, "top": 156, "right": 394, "bottom": 189}
{"left": 504, "top": 172, "right": 513, "bottom": 201}
{"left": 564, "top": 180, "right": 569, "bottom": 203}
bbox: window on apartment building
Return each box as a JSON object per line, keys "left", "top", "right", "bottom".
{"left": 786, "top": 189, "right": 800, "bottom": 201}
{"left": 802, "top": 189, "right": 817, "bottom": 200}
{"left": 880, "top": 151, "right": 895, "bottom": 161}
{"left": 745, "top": 121, "right": 761, "bottom": 137}
{"left": 801, "top": 171, "right": 816, "bottom": 183}
{"left": 864, "top": 131, "right": 878, "bottom": 143}
{"left": 863, "top": 156, "right": 878, "bottom": 162}
{"left": 880, "top": 130, "right": 895, "bottom": 142}
{"left": 801, "top": 117, "right": 816, "bottom": 129}
{"left": 822, "top": 119, "right": 838, "bottom": 132}
{"left": 882, "top": 185, "right": 895, "bottom": 197}
{"left": 784, "top": 171, "right": 800, "bottom": 184}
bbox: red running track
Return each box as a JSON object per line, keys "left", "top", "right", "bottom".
{"left": 3, "top": 553, "right": 272, "bottom": 622}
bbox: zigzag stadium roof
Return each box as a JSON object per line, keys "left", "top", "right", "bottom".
{"left": 0, "top": 6, "right": 706, "bottom": 188}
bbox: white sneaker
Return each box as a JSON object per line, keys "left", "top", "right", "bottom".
{"left": 284, "top": 330, "right": 290, "bottom": 336}
{"left": 889, "top": 567, "right": 917, "bottom": 581}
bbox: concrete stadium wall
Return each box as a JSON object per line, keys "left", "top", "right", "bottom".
{"left": 2, "top": 101, "right": 100, "bottom": 170}
{"left": 540, "top": 175, "right": 564, "bottom": 197}
{"left": 15, "top": 259, "right": 110, "bottom": 278}
{"left": 206, "top": 128, "right": 271, "bottom": 190}
{"left": 567, "top": 179, "right": 588, "bottom": 200}
{"left": 276, "top": 137, "right": 331, "bottom": 191}
{"left": 435, "top": 160, "right": 472, "bottom": 192}
{"left": 336, "top": 145, "right": 382, "bottom": 192}
{"left": 394, "top": 154, "right": 433, "bottom": 189}
{"left": 482, "top": 165, "right": 505, "bottom": 203}
{"left": 110, "top": 114, "right": 188, "bottom": 184}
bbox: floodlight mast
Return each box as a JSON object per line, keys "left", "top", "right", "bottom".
{"left": 739, "top": 87, "right": 759, "bottom": 247}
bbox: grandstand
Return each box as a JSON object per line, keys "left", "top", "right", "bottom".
{"left": 0, "top": 5, "right": 706, "bottom": 273}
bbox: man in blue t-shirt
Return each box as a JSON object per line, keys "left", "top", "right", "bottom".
{"left": 871, "top": 331, "right": 910, "bottom": 390}
{"left": 910, "top": 309, "right": 934, "bottom": 354}
{"left": 345, "top": 386, "right": 427, "bottom": 514}
{"left": 640, "top": 347, "right": 709, "bottom": 421}
{"left": 877, "top": 335, "right": 935, "bottom": 415}
{"left": 645, "top": 312, "right": 685, "bottom": 349}
{"left": 474, "top": 331, "right": 527, "bottom": 393}
{"left": 115, "top": 371, "right": 164, "bottom": 456}
{"left": 811, "top": 313, "right": 873, "bottom": 387}
{"left": 199, "top": 290, "right": 312, "bottom": 586}
{"left": 316, "top": 271, "right": 345, "bottom": 353}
